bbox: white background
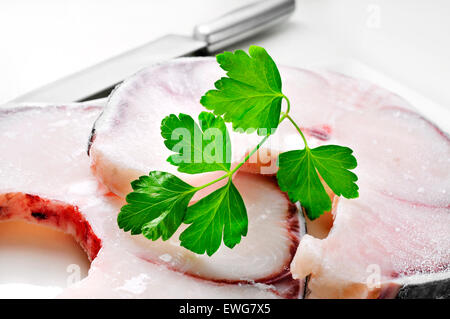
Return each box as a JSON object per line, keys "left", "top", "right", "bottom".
{"left": 1, "top": 0, "right": 450, "bottom": 110}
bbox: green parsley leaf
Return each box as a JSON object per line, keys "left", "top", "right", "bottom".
{"left": 200, "top": 45, "right": 284, "bottom": 135}
{"left": 118, "top": 46, "right": 361, "bottom": 257}
{"left": 118, "top": 171, "right": 196, "bottom": 240}
{"left": 179, "top": 179, "right": 248, "bottom": 256}
{"left": 277, "top": 145, "right": 359, "bottom": 220}
{"left": 161, "top": 112, "right": 231, "bottom": 174}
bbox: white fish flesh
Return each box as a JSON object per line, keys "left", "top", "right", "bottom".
{"left": 89, "top": 58, "right": 449, "bottom": 298}
{"left": 287, "top": 73, "right": 450, "bottom": 298}
{"left": 0, "top": 103, "right": 302, "bottom": 298}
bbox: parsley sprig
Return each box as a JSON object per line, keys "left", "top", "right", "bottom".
{"left": 118, "top": 46, "right": 359, "bottom": 256}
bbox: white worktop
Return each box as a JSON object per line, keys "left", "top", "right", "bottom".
{"left": 2, "top": 0, "right": 450, "bottom": 111}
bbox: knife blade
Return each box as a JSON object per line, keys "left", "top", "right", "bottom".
{"left": 10, "top": 0, "right": 295, "bottom": 104}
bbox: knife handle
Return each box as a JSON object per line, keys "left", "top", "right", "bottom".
{"left": 194, "top": 0, "right": 296, "bottom": 53}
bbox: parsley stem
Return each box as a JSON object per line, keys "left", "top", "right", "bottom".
{"left": 194, "top": 95, "right": 304, "bottom": 192}
{"left": 195, "top": 173, "right": 230, "bottom": 191}
{"left": 195, "top": 134, "right": 271, "bottom": 191}
{"left": 286, "top": 114, "right": 309, "bottom": 149}
{"left": 283, "top": 95, "right": 291, "bottom": 114}
{"left": 281, "top": 95, "right": 308, "bottom": 148}
{"left": 230, "top": 134, "right": 270, "bottom": 174}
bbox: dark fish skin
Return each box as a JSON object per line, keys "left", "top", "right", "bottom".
{"left": 396, "top": 277, "right": 450, "bottom": 299}
{"left": 379, "top": 276, "right": 450, "bottom": 299}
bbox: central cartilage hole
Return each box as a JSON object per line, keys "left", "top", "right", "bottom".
{"left": 0, "top": 221, "right": 90, "bottom": 298}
